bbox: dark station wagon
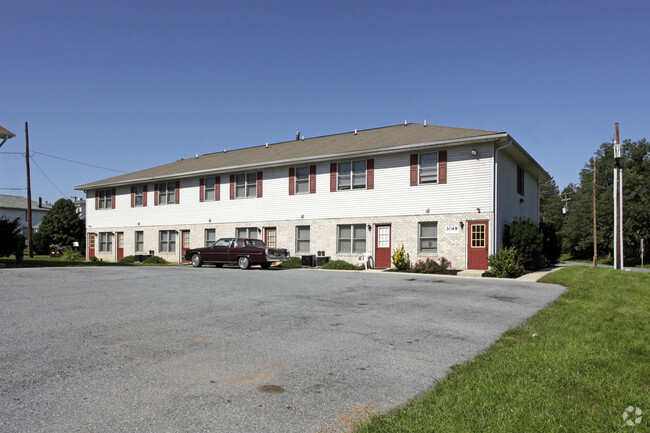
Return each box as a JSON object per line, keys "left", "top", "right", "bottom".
{"left": 184, "top": 238, "right": 291, "bottom": 269}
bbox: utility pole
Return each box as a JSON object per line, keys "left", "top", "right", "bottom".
{"left": 592, "top": 158, "right": 597, "bottom": 267}
{"left": 613, "top": 123, "right": 623, "bottom": 270}
{"left": 25, "top": 122, "right": 34, "bottom": 258}
{"left": 562, "top": 191, "right": 570, "bottom": 216}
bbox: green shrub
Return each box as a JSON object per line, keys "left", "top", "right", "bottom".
{"left": 503, "top": 218, "right": 543, "bottom": 269}
{"left": 392, "top": 243, "right": 410, "bottom": 271}
{"left": 118, "top": 255, "right": 136, "bottom": 264}
{"left": 61, "top": 247, "right": 84, "bottom": 262}
{"left": 90, "top": 256, "right": 99, "bottom": 262}
{"left": 142, "top": 255, "right": 167, "bottom": 265}
{"left": 14, "top": 234, "right": 25, "bottom": 264}
{"left": 485, "top": 246, "right": 525, "bottom": 278}
{"left": 322, "top": 260, "right": 364, "bottom": 270}
{"left": 277, "top": 256, "right": 302, "bottom": 268}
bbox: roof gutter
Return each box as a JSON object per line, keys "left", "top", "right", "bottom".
{"left": 74, "top": 133, "right": 509, "bottom": 190}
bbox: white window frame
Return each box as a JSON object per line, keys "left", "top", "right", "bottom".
{"left": 337, "top": 224, "right": 366, "bottom": 253}
{"left": 236, "top": 227, "right": 258, "bottom": 239}
{"left": 205, "top": 228, "right": 216, "bottom": 247}
{"left": 134, "top": 185, "right": 144, "bottom": 207}
{"left": 159, "top": 230, "right": 176, "bottom": 253}
{"left": 235, "top": 172, "right": 257, "bottom": 198}
{"left": 296, "top": 226, "right": 310, "bottom": 253}
{"left": 97, "top": 189, "right": 112, "bottom": 209}
{"left": 419, "top": 152, "right": 439, "bottom": 184}
{"left": 158, "top": 182, "right": 176, "bottom": 205}
{"left": 99, "top": 232, "right": 113, "bottom": 252}
{"left": 204, "top": 177, "right": 216, "bottom": 201}
{"left": 418, "top": 222, "right": 438, "bottom": 253}
{"left": 295, "top": 166, "right": 310, "bottom": 194}
{"left": 338, "top": 160, "right": 366, "bottom": 190}
{"left": 135, "top": 231, "right": 144, "bottom": 252}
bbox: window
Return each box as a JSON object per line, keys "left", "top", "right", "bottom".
{"left": 236, "top": 227, "right": 258, "bottom": 239}
{"left": 235, "top": 172, "right": 257, "bottom": 198}
{"left": 97, "top": 189, "right": 113, "bottom": 209}
{"left": 419, "top": 153, "right": 438, "bottom": 184}
{"left": 200, "top": 177, "right": 220, "bottom": 202}
{"left": 205, "top": 229, "right": 216, "bottom": 247}
{"left": 99, "top": 232, "right": 113, "bottom": 252}
{"left": 411, "top": 151, "right": 447, "bottom": 185}
{"left": 134, "top": 186, "right": 143, "bottom": 206}
{"left": 517, "top": 166, "right": 525, "bottom": 195}
{"left": 296, "top": 226, "right": 310, "bottom": 253}
{"left": 337, "top": 224, "right": 366, "bottom": 253}
{"left": 338, "top": 161, "right": 366, "bottom": 190}
{"left": 159, "top": 230, "right": 176, "bottom": 253}
{"left": 135, "top": 231, "right": 144, "bottom": 252}
{"left": 265, "top": 228, "right": 276, "bottom": 248}
{"left": 156, "top": 182, "right": 177, "bottom": 205}
{"left": 419, "top": 222, "right": 438, "bottom": 253}
{"left": 471, "top": 224, "right": 486, "bottom": 248}
{"left": 295, "top": 166, "right": 310, "bottom": 194}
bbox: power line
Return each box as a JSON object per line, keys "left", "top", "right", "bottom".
{"left": 29, "top": 156, "right": 68, "bottom": 198}
{"left": 32, "top": 151, "right": 126, "bottom": 173}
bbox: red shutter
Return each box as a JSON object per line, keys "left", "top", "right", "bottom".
{"left": 438, "top": 151, "right": 447, "bottom": 184}
{"left": 410, "top": 154, "right": 418, "bottom": 186}
{"left": 175, "top": 181, "right": 180, "bottom": 204}
{"left": 215, "top": 176, "right": 220, "bottom": 201}
{"left": 154, "top": 184, "right": 159, "bottom": 206}
{"left": 143, "top": 184, "right": 147, "bottom": 207}
{"left": 367, "top": 159, "right": 374, "bottom": 190}
{"left": 95, "top": 191, "right": 99, "bottom": 210}
{"left": 309, "top": 165, "right": 316, "bottom": 194}
{"left": 131, "top": 186, "right": 135, "bottom": 207}
{"left": 289, "top": 168, "right": 295, "bottom": 195}
{"left": 111, "top": 189, "right": 116, "bottom": 209}
{"left": 330, "top": 163, "right": 337, "bottom": 192}
{"left": 257, "top": 171, "right": 263, "bottom": 198}
{"left": 199, "top": 178, "right": 205, "bottom": 202}
{"left": 230, "top": 175, "right": 235, "bottom": 200}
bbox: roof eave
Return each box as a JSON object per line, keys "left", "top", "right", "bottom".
{"left": 74, "top": 133, "right": 508, "bottom": 190}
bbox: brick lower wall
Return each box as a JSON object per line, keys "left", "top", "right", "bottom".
{"left": 88, "top": 211, "right": 493, "bottom": 270}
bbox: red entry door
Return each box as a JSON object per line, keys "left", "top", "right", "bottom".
{"left": 467, "top": 221, "right": 489, "bottom": 270}
{"left": 116, "top": 232, "right": 124, "bottom": 261}
{"left": 88, "top": 233, "right": 95, "bottom": 260}
{"left": 181, "top": 231, "right": 191, "bottom": 263}
{"left": 374, "top": 225, "right": 391, "bottom": 268}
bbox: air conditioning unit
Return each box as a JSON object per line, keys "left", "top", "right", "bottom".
{"left": 315, "top": 256, "right": 330, "bottom": 267}
{"left": 301, "top": 255, "right": 316, "bottom": 267}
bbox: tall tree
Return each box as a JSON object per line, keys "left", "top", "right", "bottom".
{"left": 38, "top": 198, "right": 85, "bottom": 248}
{"left": 561, "top": 138, "right": 650, "bottom": 260}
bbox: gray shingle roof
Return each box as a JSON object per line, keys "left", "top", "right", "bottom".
{"left": 75, "top": 123, "right": 544, "bottom": 190}
{"left": 0, "top": 125, "right": 15, "bottom": 138}
{"left": 0, "top": 194, "right": 51, "bottom": 211}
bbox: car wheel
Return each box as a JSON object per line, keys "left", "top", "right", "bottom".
{"left": 260, "top": 262, "right": 272, "bottom": 269}
{"left": 238, "top": 256, "right": 251, "bottom": 270}
{"left": 191, "top": 254, "right": 202, "bottom": 268}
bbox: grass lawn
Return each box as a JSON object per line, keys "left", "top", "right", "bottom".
{"left": 355, "top": 267, "right": 650, "bottom": 432}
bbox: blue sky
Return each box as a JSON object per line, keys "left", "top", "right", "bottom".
{"left": 1, "top": 0, "right": 648, "bottom": 204}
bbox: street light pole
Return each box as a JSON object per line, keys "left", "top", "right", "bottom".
{"left": 613, "top": 123, "right": 623, "bottom": 270}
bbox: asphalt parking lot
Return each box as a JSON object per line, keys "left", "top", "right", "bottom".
{"left": 0, "top": 266, "right": 565, "bottom": 432}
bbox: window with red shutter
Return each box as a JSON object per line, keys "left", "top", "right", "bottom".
{"left": 199, "top": 178, "right": 205, "bottom": 202}
{"left": 309, "top": 165, "right": 316, "bottom": 194}
{"left": 256, "top": 171, "right": 263, "bottom": 198}
{"left": 367, "top": 159, "right": 374, "bottom": 190}
{"left": 438, "top": 151, "right": 447, "bottom": 184}
{"left": 330, "top": 163, "right": 337, "bottom": 192}
{"left": 410, "top": 154, "right": 418, "bottom": 186}
{"left": 289, "top": 168, "right": 295, "bottom": 195}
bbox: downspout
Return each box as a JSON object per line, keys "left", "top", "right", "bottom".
{"left": 493, "top": 139, "right": 513, "bottom": 255}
